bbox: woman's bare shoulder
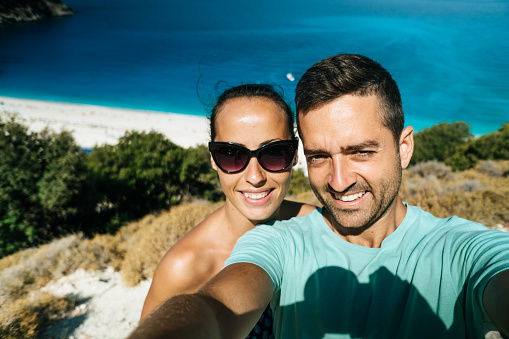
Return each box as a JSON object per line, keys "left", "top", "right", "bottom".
{"left": 279, "top": 200, "right": 317, "bottom": 220}
{"left": 155, "top": 208, "right": 225, "bottom": 286}
{"left": 140, "top": 208, "right": 228, "bottom": 320}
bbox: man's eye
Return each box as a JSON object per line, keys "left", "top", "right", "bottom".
{"left": 307, "top": 155, "right": 327, "bottom": 165}
{"left": 354, "top": 150, "right": 374, "bottom": 158}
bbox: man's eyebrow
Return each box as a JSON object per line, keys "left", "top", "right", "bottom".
{"left": 304, "top": 141, "right": 381, "bottom": 155}
{"left": 342, "top": 140, "right": 380, "bottom": 151}
{"left": 304, "top": 148, "right": 328, "bottom": 156}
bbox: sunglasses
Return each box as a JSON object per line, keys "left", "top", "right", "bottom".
{"left": 209, "top": 139, "right": 298, "bottom": 174}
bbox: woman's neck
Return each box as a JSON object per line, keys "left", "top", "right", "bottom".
{"left": 220, "top": 199, "right": 282, "bottom": 238}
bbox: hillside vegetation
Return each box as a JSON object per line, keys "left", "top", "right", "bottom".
{"left": 0, "top": 114, "right": 220, "bottom": 257}
{"left": 0, "top": 116, "right": 508, "bottom": 338}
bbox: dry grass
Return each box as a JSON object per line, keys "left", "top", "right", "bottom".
{"left": 0, "top": 292, "right": 73, "bottom": 339}
{"left": 0, "top": 162, "right": 507, "bottom": 337}
{"left": 120, "top": 200, "right": 220, "bottom": 286}
{"left": 401, "top": 160, "right": 509, "bottom": 227}
{"left": 0, "top": 200, "right": 219, "bottom": 338}
{"left": 0, "top": 233, "right": 125, "bottom": 338}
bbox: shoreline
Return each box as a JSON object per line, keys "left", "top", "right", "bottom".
{"left": 0, "top": 96, "right": 210, "bottom": 149}
{"left": 0, "top": 96, "right": 309, "bottom": 169}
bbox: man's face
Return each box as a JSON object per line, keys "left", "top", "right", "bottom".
{"left": 299, "top": 94, "right": 412, "bottom": 233}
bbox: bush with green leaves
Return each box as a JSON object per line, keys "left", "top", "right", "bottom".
{"left": 86, "top": 131, "right": 218, "bottom": 232}
{"left": 180, "top": 144, "right": 222, "bottom": 201}
{"left": 0, "top": 115, "right": 219, "bottom": 256}
{"left": 410, "top": 121, "right": 473, "bottom": 166}
{"left": 445, "top": 122, "right": 509, "bottom": 171}
{"left": 0, "top": 115, "right": 91, "bottom": 257}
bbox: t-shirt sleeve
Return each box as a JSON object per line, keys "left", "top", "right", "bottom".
{"left": 448, "top": 220, "right": 509, "bottom": 322}
{"left": 224, "top": 223, "right": 287, "bottom": 292}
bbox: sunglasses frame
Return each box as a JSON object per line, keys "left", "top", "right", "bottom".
{"left": 209, "top": 139, "right": 299, "bottom": 174}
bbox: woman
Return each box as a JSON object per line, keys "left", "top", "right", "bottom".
{"left": 140, "top": 84, "right": 316, "bottom": 338}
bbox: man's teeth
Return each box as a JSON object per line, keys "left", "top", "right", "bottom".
{"left": 244, "top": 191, "right": 269, "bottom": 200}
{"left": 334, "top": 191, "right": 365, "bottom": 201}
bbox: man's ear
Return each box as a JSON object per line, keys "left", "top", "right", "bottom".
{"left": 210, "top": 154, "right": 219, "bottom": 172}
{"left": 399, "top": 126, "right": 414, "bottom": 169}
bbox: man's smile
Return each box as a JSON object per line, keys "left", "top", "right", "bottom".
{"left": 332, "top": 191, "right": 367, "bottom": 202}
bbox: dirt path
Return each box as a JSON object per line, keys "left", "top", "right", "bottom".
{"left": 40, "top": 268, "right": 151, "bottom": 339}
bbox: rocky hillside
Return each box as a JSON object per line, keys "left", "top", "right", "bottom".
{"left": 0, "top": 0, "right": 73, "bottom": 24}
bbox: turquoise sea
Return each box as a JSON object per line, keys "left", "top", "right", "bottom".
{"left": 0, "top": 0, "right": 508, "bottom": 135}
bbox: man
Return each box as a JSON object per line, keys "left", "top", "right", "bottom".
{"left": 128, "top": 54, "right": 509, "bottom": 338}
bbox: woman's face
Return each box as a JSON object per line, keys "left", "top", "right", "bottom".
{"left": 212, "top": 97, "right": 295, "bottom": 224}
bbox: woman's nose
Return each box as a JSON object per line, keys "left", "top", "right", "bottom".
{"left": 243, "top": 157, "right": 267, "bottom": 186}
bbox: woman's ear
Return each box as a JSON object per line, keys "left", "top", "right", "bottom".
{"left": 399, "top": 126, "right": 414, "bottom": 169}
{"left": 210, "top": 154, "right": 218, "bottom": 172}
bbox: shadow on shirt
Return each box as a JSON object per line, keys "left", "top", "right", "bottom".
{"left": 275, "top": 266, "right": 489, "bottom": 338}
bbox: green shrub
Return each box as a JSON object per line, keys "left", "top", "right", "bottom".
{"left": 445, "top": 122, "right": 509, "bottom": 171}
{"left": 86, "top": 132, "right": 219, "bottom": 233}
{"left": 86, "top": 131, "right": 185, "bottom": 231}
{"left": 180, "top": 145, "right": 221, "bottom": 201}
{"left": 0, "top": 114, "right": 92, "bottom": 257}
{"left": 0, "top": 115, "right": 219, "bottom": 257}
{"left": 410, "top": 121, "right": 473, "bottom": 166}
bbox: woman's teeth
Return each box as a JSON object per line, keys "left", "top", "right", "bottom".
{"left": 243, "top": 191, "right": 269, "bottom": 200}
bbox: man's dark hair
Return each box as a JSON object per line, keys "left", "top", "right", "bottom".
{"left": 295, "top": 54, "right": 404, "bottom": 142}
{"left": 210, "top": 84, "right": 295, "bottom": 141}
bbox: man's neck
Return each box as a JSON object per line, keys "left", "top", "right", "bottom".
{"left": 324, "top": 196, "right": 408, "bottom": 248}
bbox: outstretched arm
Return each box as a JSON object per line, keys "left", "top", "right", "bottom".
{"left": 128, "top": 263, "right": 273, "bottom": 339}
{"left": 483, "top": 269, "right": 509, "bottom": 337}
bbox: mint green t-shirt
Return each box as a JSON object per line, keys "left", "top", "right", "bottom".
{"left": 225, "top": 205, "right": 509, "bottom": 338}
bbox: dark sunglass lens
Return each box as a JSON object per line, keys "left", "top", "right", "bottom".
{"left": 259, "top": 145, "right": 294, "bottom": 171}
{"left": 214, "top": 146, "right": 249, "bottom": 172}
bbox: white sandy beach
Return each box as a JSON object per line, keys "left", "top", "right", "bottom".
{"left": 0, "top": 96, "right": 210, "bottom": 149}
{"left": 0, "top": 96, "right": 308, "bottom": 169}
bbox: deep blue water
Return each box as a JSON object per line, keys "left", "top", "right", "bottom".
{"left": 0, "top": 0, "right": 508, "bottom": 135}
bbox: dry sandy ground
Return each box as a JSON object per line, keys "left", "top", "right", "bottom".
{"left": 0, "top": 96, "right": 210, "bottom": 149}
{"left": 40, "top": 268, "right": 151, "bottom": 339}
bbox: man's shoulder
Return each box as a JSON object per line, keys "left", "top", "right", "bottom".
{"left": 406, "top": 204, "right": 494, "bottom": 240}
{"left": 408, "top": 204, "right": 483, "bottom": 228}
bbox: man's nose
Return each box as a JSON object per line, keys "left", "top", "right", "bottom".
{"left": 328, "top": 156, "right": 356, "bottom": 192}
